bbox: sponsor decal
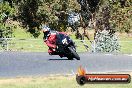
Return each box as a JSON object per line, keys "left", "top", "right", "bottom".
{"left": 76, "top": 66, "right": 131, "bottom": 85}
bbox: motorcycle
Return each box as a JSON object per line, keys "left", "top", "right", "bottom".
{"left": 54, "top": 33, "right": 80, "bottom": 60}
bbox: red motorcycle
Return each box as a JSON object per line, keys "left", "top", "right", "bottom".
{"left": 52, "top": 33, "right": 80, "bottom": 60}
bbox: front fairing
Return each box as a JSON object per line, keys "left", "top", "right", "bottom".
{"left": 56, "top": 33, "right": 72, "bottom": 46}
{"left": 56, "top": 33, "right": 76, "bottom": 54}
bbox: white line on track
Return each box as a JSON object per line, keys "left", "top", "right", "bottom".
{"left": 126, "top": 54, "right": 132, "bottom": 57}
{"left": 104, "top": 54, "right": 112, "bottom": 56}
{"left": 104, "top": 54, "right": 132, "bottom": 57}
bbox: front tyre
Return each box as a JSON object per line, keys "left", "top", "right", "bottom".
{"left": 68, "top": 47, "right": 80, "bottom": 60}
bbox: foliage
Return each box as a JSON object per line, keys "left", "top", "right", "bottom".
{"left": 1, "top": 0, "right": 132, "bottom": 38}
{"left": 0, "top": 2, "right": 15, "bottom": 50}
{"left": 109, "top": 0, "right": 132, "bottom": 33}
{"left": 12, "top": 0, "right": 81, "bottom": 37}
{"left": 0, "top": 2, "right": 14, "bottom": 38}
{"left": 93, "top": 0, "right": 132, "bottom": 34}
{"left": 90, "top": 0, "right": 131, "bottom": 53}
{"left": 93, "top": 5, "right": 120, "bottom": 53}
{"left": 94, "top": 30, "right": 120, "bottom": 52}
{"left": 16, "top": 0, "right": 41, "bottom": 38}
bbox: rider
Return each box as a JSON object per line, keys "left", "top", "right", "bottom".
{"left": 42, "top": 21, "right": 67, "bottom": 55}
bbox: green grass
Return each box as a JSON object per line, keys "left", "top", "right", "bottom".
{"left": 13, "top": 26, "right": 33, "bottom": 39}
{"left": 119, "top": 41, "right": 132, "bottom": 54}
{"left": 118, "top": 34, "right": 132, "bottom": 54}
{"left": 0, "top": 76, "right": 131, "bottom": 88}
{"left": 8, "top": 39, "right": 48, "bottom": 52}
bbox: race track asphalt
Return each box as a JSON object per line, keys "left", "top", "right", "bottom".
{"left": 0, "top": 52, "right": 132, "bottom": 77}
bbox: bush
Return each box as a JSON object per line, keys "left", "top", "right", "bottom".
{"left": 94, "top": 30, "right": 120, "bottom": 52}
{"left": 0, "top": 2, "right": 14, "bottom": 38}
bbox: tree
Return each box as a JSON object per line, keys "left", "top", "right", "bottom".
{"left": 14, "top": 0, "right": 82, "bottom": 37}
{"left": 17, "top": 0, "right": 41, "bottom": 38}
{"left": 0, "top": 2, "right": 14, "bottom": 38}
{"left": 93, "top": 5, "right": 120, "bottom": 53}
{"left": 109, "top": 0, "right": 132, "bottom": 34}
{"left": 0, "top": 2, "right": 15, "bottom": 50}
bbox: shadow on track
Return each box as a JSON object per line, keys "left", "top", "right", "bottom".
{"left": 49, "top": 58, "right": 73, "bottom": 61}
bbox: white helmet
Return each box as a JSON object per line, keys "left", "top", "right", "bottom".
{"left": 42, "top": 25, "right": 51, "bottom": 32}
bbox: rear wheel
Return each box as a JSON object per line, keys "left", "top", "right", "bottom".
{"left": 68, "top": 47, "right": 80, "bottom": 60}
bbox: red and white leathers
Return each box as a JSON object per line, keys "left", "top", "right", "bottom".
{"left": 44, "top": 31, "right": 67, "bottom": 54}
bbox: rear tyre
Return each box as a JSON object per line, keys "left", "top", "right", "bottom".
{"left": 68, "top": 47, "right": 80, "bottom": 60}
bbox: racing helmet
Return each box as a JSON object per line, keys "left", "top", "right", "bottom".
{"left": 42, "top": 24, "right": 51, "bottom": 39}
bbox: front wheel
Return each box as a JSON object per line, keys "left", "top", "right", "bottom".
{"left": 68, "top": 47, "right": 80, "bottom": 60}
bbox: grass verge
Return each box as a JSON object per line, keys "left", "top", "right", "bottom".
{"left": 0, "top": 74, "right": 132, "bottom": 88}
